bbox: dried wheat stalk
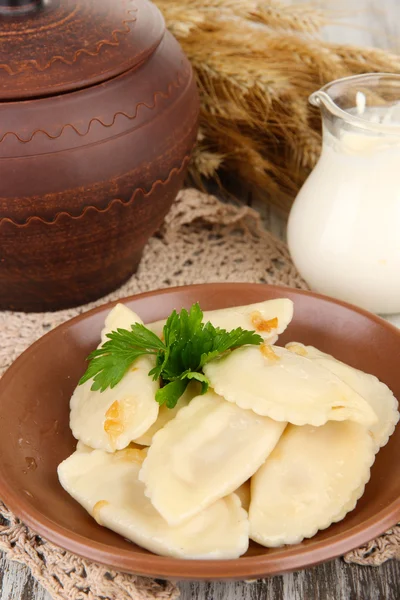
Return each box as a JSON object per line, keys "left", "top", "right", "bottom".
{"left": 155, "top": 0, "right": 400, "bottom": 211}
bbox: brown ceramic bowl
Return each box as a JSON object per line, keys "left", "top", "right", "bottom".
{"left": 0, "top": 283, "right": 399, "bottom": 580}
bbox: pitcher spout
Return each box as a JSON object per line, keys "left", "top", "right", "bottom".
{"left": 308, "top": 73, "right": 400, "bottom": 134}
{"left": 309, "top": 90, "right": 333, "bottom": 110}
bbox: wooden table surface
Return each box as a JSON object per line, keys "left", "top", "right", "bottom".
{"left": 2, "top": 1, "right": 400, "bottom": 599}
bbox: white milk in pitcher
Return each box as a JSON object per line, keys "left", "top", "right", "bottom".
{"left": 288, "top": 105, "right": 400, "bottom": 314}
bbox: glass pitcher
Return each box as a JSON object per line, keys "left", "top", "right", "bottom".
{"left": 287, "top": 73, "right": 400, "bottom": 314}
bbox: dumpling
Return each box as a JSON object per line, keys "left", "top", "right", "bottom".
{"left": 203, "top": 345, "right": 377, "bottom": 427}
{"left": 201, "top": 298, "right": 294, "bottom": 343}
{"left": 134, "top": 381, "right": 199, "bottom": 446}
{"left": 100, "top": 303, "right": 139, "bottom": 344}
{"left": 249, "top": 421, "right": 375, "bottom": 547}
{"left": 286, "top": 342, "right": 399, "bottom": 450}
{"left": 235, "top": 480, "right": 251, "bottom": 512}
{"left": 58, "top": 447, "right": 249, "bottom": 559}
{"left": 70, "top": 304, "right": 159, "bottom": 452}
{"left": 139, "top": 391, "right": 286, "bottom": 525}
{"left": 75, "top": 440, "right": 93, "bottom": 453}
{"left": 147, "top": 298, "right": 294, "bottom": 344}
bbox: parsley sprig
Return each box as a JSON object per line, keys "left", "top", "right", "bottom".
{"left": 79, "top": 303, "right": 263, "bottom": 408}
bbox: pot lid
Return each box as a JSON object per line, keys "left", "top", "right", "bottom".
{"left": 0, "top": 0, "right": 165, "bottom": 100}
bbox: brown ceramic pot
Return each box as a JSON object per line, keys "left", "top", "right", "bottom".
{"left": 0, "top": 0, "right": 199, "bottom": 312}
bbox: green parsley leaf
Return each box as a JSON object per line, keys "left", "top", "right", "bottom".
{"left": 155, "top": 379, "right": 189, "bottom": 409}
{"left": 79, "top": 303, "right": 263, "bottom": 406}
{"left": 79, "top": 323, "right": 165, "bottom": 392}
{"left": 183, "top": 371, "right": 209, "bottom": 395}
{"left": 199, "top": 326, "right": 263, "bottom": 367}
{"left": 79, "top": 350, "right": 146, "bottom": 392}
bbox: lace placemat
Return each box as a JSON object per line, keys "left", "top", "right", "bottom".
{"left": 0, "top": 189, "right": 398, "bottom": 600}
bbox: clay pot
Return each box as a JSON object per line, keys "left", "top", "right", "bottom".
{"left": 0, "top": 0, "right": 199, "bottom": 311}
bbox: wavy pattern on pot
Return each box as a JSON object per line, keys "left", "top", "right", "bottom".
{"left": 0, "top": 66, "right": 190, "bottom": 145}
{"left": 0, "top": 0, "right": 165, "bottom": 99}
{"left": 0, "top": 34, "right": 191, "bottom": 157}
{"left": 0, "top": 9, "right": 138, "bottom": 75}
{"left": 0, "top": 153, "right": 192, "bottom": 228}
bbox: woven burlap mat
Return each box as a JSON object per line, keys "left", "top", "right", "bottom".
{"left": 0, "top": 189, "right": 399, "bottom": 600}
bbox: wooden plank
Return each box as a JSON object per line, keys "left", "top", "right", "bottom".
{"left": 1, "top": 556, "right": 400, "bottom": 600}
{"left": 1, "top": 1, "right": 400, "bottom": 599}
{"left": 177, "top": 559, "right": 400, "bottom": 600}
{"left": 0, "top": 554, "right": 50, "bottom": 600}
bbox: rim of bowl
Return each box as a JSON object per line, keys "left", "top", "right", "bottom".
{"left": 0, "top": 282, "right": 399, "bottom": 579}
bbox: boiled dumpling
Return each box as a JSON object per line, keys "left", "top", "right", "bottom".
{"left": 200, "top": 298, "right": 294, "bottom": 343}
{"left": 203, "top": 345, "right": 377, "bottom": 427}
{"left": 286, "top": 342, "right": 399, "bottom": 450}
{"left": 70, "top": 358, "right": 159, "bottom": 452}
{"left": 100, "top": 303, "right": 138, "bottom": 344}
{"left": 70, "top": 304, "right": 159, "bottom": 452}
{"left": 249, "top": 421, "right": 375, "bottom": 547}
{"left": 58, "top": 447, "right": 249, "bottom": 559}
{"left": 235, "top": 480, "right": 251, "bottom": 512}
{"left": 148, "top": 298, "right": 293, "bottom": 344}
{"left": 75, "top": 440, "right": 93, "bottom": 453}
{"left": 339, "top": 483, "right": 366, "bottom": 519}
{"left": 139, "top": 391, "right": 286, "bottom": 525}
{"left": 134, "top": 381, "right": 199, "bottom": 446}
